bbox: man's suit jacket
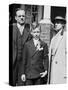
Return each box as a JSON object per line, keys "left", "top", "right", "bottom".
{"left": 13, "top": 23, "right": 32, "bottom": 65}
{"left": 20, "top": 39, "right": 49, "bottom": 80}
{"left": 12, "top": 23, "right": 32, "bottom": 85}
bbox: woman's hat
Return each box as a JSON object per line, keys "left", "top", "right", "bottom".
{"left": 52, "top": 16, "right": 66, "bottom": 24}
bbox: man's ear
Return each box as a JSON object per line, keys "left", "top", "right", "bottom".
{"left": 15, "top": 16, "right": 17, "bottom": 21}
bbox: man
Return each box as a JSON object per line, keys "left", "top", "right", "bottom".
{"left": 12, "top": 8, "right": 32, "bottom": 86}
{"left": 49, "top": 16, "right": 67, "bottom": 84}
{"left": 20, "top": 22, "right": 49, "bottom": 85}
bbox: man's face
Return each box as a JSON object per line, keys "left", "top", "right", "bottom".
{"left": 31, "top": 27, "right": 41, "bottom": 40}
{"left": 54, "top": 21, "right": 64, "bottom": 31}
{"left": 15, "top": 10, "right": 25, "bottom": 25}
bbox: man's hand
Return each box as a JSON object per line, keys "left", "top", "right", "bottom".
{"left": 21, "top": 74, "right": 26, "bottom": 82}
{"left": 40, "top": 70, "right": 47, "bottom": 78}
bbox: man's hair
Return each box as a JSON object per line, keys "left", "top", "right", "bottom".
{"left": 15, "top": 8, "right": 25, "bottom": 16}
{"left": 31, "top": 22, "right": 41, "bottom": 32}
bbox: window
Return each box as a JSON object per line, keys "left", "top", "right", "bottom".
{"left": 25, "top": 5, "right": 43, "bottom": 24}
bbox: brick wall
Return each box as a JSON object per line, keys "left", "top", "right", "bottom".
{"left": 40, "top": 24, "right": 51, "bottom": 47}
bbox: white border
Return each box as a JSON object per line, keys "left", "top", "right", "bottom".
{"left": 0, "top": 0, "right": 68, "bottom": 89}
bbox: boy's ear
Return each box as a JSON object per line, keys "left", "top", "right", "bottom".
{"left": 31, "top": 31, "right": 33, "bottom": 35}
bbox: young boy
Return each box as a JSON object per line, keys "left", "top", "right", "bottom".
{"left": 20, "top": 22, "right": 49, "bottom": 85}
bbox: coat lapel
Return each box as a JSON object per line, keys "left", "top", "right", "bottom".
{"left": 39, "top": 39, "right": 44, "bottom": 48}
{"left": 15, "top": 24, "right": 30, "bottom": 45}
{"left": 29, "top": 39, "right": 44, "bottom": 58}
{"left": 15, "top": 24, "right": 21, "bottom": 35}
{"left": 29, "top": 39, "right": 37, "bottom": 57}
{"left": 22, "top": 27, "right": 29, "bottom": 45}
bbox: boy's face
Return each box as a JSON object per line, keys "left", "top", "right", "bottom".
{"left": 31, "top": 27, "right": 41, "bottom": 40}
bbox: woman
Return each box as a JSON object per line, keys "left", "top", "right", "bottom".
{"left": 49, "top": 16, "right": 67, "bottom": 84}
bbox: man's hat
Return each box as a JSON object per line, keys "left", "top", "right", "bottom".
{"left": 52, "top": 16, "right": 66, "bottom": 24}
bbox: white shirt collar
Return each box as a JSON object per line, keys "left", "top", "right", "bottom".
{"left": 33, "top": 38, "right": 40, "bottom": 47}
{"left": 17, "top": 23, "right": 24, "bottom": 35}
{"left": 56, "top": 29, "right": 63, "bottom": 36}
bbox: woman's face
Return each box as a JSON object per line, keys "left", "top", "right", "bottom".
{"left": 54, "top": 21, "right": 64, "bottom": 31}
